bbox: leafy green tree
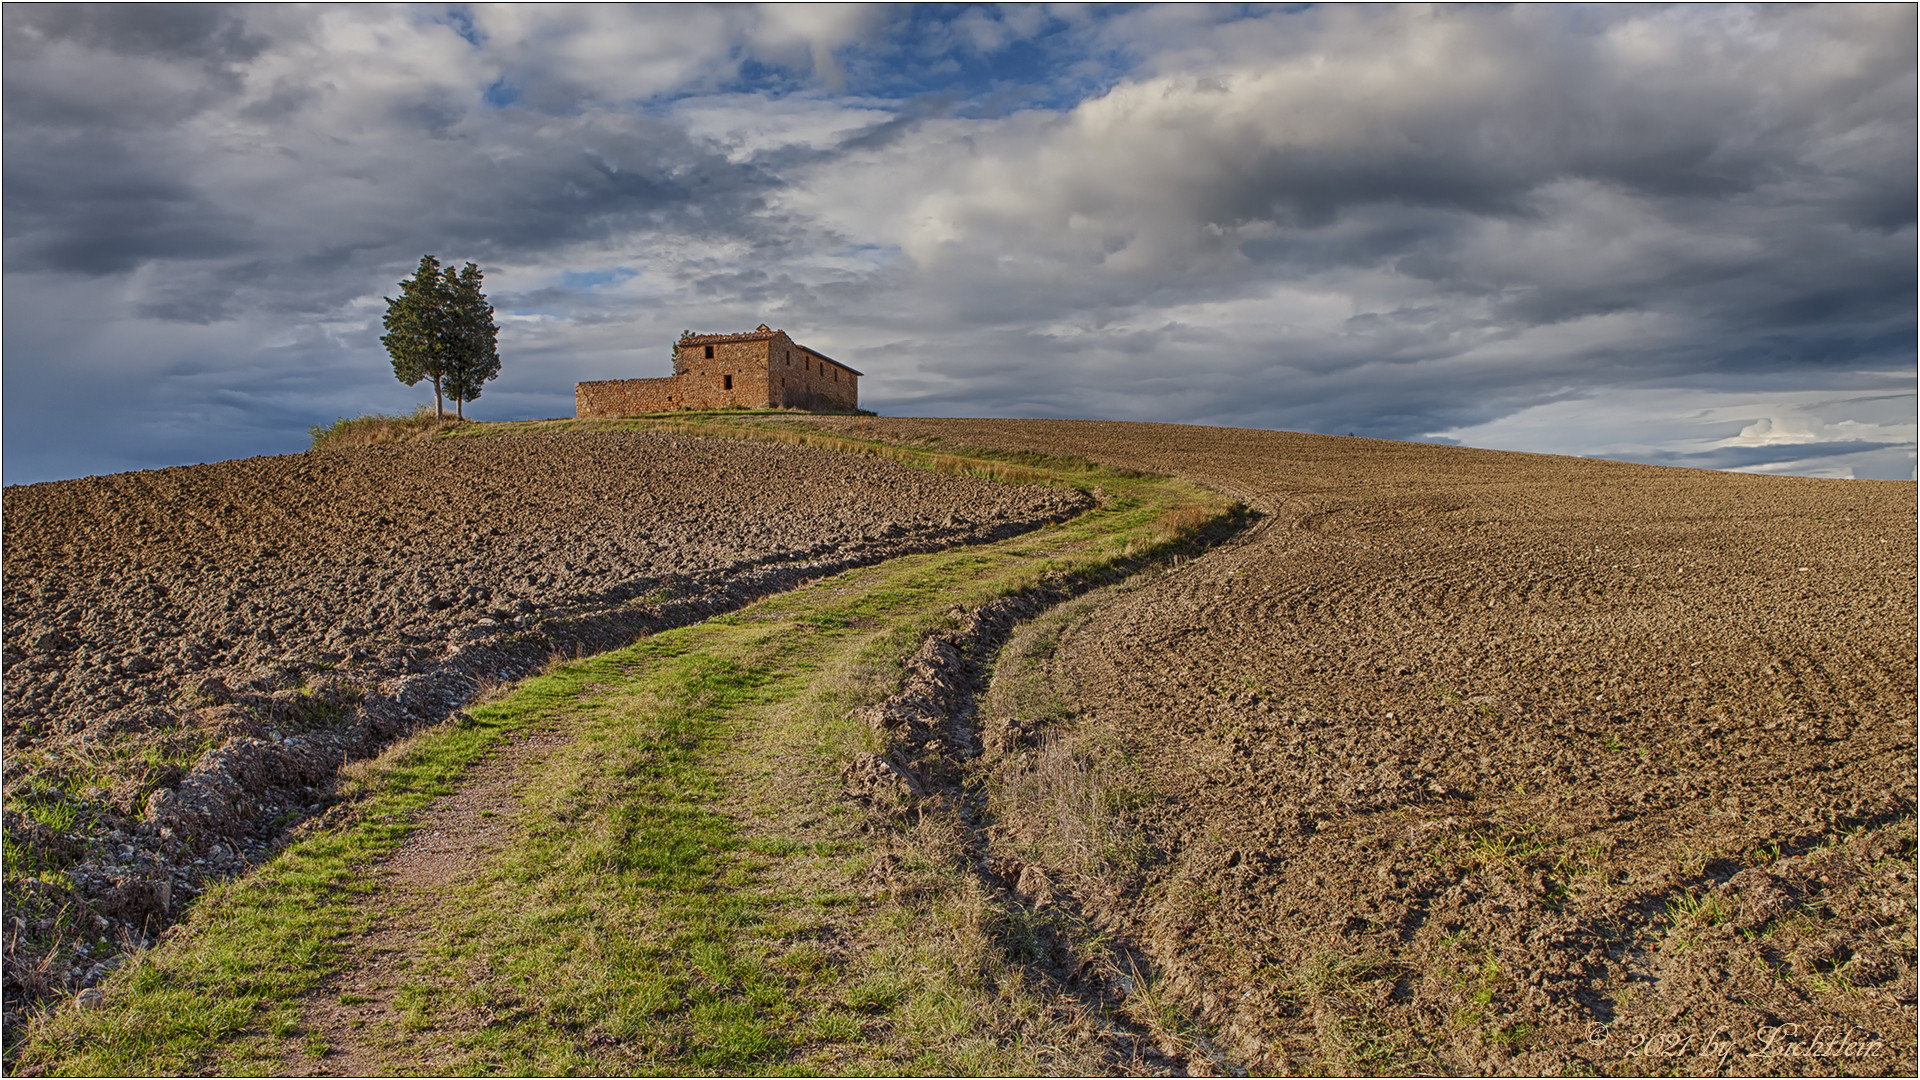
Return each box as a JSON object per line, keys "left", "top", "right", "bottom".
{"left": 380, "top": 255, "right": 500, "bottom": 421}
{"left": 382, "top": 255, "right": 450, "bottom": 419}
{"left": 442, "top": 262, "right": 500, "bottom": 420}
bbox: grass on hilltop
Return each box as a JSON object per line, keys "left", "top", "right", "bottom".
{"left": 306, "top": 405, "right": 469, "bottom": 449}
{"left": 308, "top": 406, "right": 876, "bottom": 452}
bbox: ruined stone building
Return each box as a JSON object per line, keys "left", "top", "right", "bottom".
{"left": 575, "top": 325, "right": 861, "bottom": 417}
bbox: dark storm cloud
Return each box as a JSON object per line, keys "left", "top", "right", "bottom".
{"left": 3, "top": 135, "right": 254, "bottom": 275}
{"left": 2, "top": 4, "right": 801, "bottom": 331}
{"left": 2, "top": 4, "right": 1913, "bottom": 484}
{"left": 5, "top": 3, "right": 266, "bottom": 66}
{"left": 786, "top": 4, "right": 1913, "bottom": 479}
{"left": 1, "top": 2, "right": 265, "bottom": 127}
{"left": 401, "top": 115, "right": 773, "bottom": 259}
{"left": 6, "top": 101, "right": 777, "bottom": 320}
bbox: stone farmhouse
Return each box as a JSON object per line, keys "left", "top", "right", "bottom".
{"left": 575, "top": 325, "right": 861, "bottom": 416}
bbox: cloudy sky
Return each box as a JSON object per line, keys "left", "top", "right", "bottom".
{"left": 4, "top": 2, "right": 1914, "bottom": 484}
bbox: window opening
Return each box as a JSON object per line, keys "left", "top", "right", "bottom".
{"left": 723, "top": 374, "right": 733, "bottom": 390}
{"left": 704, "top": 345, "right": 714, "bottom": 359}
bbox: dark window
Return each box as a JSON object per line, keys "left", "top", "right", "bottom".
{"left": 724, "top": 374, "right": 733, "bottom": 390}
{"left": 704, "top": 344, "right": 714, "bottom": 358}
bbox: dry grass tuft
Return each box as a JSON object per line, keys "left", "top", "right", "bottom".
{"left": 980, "top": 593, "right": 1157, "bottom": 912}
{"left": 3, "top": 921, "right": 69, "bottom": 1003}
{"left": 991, "top": 733, "right": 1150, "bottom": 900}
{"left": 927, "top": 453, "right": 1050, "bottom": 485}
{"left": 1149, "top": 504, "right": 1210, "bottom": 542}
{"left": 308, "top": 405, "right": 469, "bottom": 450}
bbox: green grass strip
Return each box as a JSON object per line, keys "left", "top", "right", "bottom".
{"left": 11, "top": 656, "right": 605, "bottom": 1075}
{"left": 14, "top": 424, "right": 1241, "bottom": 1076}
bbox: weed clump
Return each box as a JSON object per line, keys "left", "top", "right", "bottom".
{"left": 1149, "top": 504, "right": 1210, "bottom": 542}
{"left": 308, "top": 405, "right": 466, "bottom": 450}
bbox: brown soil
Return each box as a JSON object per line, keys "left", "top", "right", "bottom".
{"left": 3, "top": 432, "right": 1081, "bottom": 735}
{"left": 8, "top": 417, "right": 1913, "bottom": 1075}
{"left": 793, "top": 417, "right": 1919, "bottom": 1075}
{"left": 1, "top": 431, "right": 1087, "bottom": 1037}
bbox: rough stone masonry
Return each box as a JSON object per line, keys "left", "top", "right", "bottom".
{"left": 576, "top": 325, "right": 861, "bottom": 416}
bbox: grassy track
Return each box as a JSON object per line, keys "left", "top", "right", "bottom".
{"left": 13, "top": 423, "right": 1238, "bottom": 1075}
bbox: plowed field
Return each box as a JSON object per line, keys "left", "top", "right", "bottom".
{"left": 1, "top": 431, "right": 1088, "bottom": 1036}
{"left": 793, "top": 417, "right": 1918, "bottom": 1075}
{"left": 5, "top": 416, "right": 1913, "bottom": 1076}
{"left": 3, "top": 433, "right": 1083, "bottom": 735}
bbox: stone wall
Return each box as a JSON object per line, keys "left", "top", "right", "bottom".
{"left": 767, "top": 340, "right": 857, "bottom": 411}
{"left": 673, "top": 336, "right": 775, "bottom": 408}
{"left": 575, "top": 377, "right": 691, "bottom": 417}
{"left": 577, "top": 326, "right": 858, "bottom": 417}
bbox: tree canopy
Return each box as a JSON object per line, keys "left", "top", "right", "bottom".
{"left": 381, "top": 255, "right": 500, "bottom": 421}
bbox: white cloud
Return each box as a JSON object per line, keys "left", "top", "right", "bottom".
{"left": 1431, "top": 388, "right": 1917, "bottom": 480}
{"left": 3, "top": 3, "right": 1913, "bottom": 484}
{"left": 671, "top": 92, "right": 894, "bottom": 161}
{"left": 1721, "top": 410, "right": 1909, "bottom": 448}
{"left": 462, "top": 3, "right": 885, "bottom": 102}
{"left": 746, "top": 3, "right": 886, "bottom": 91}
{"left": 470, "top": 5, "right": 741, "bottom": 102}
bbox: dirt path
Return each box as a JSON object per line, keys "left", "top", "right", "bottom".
{"left": 285, "top": 724, "right": 576, "bottom": 1075}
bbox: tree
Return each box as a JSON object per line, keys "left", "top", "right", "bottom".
{"left": 382, "top": 255, "right": 450, "bottom": 419}
{"left": 442, "top": 262, "right": 500, "bottom": 420}
{"left": 381, "top": 255, "right": 500, "bottom": 421}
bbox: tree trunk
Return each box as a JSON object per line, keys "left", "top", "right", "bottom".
{"left": 432, "top": 375, "right": 444, "bottom": 421}
{"left": 455, "top": 396, "right": 464, "bottom": 421}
